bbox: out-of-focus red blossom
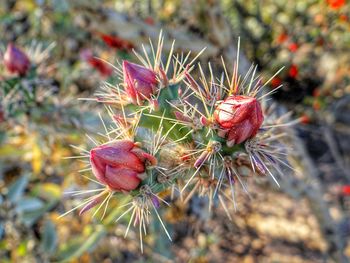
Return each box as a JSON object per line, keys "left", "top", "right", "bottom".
{"left": 288, "top": 64, "right": 299, "bottom": 78}
{"left": 144, "top": 17, "right": 155, "bottom": 25}
{"left": 271, "top": 77, "right": 282, "bottom": 89}
{"left": 341, "top": 185, "right": 350, "bottom": 195}
{"left": 327, "top": 0, "right": 346, "bottom": 9}
{"left": 88, "top": 58, "right": 113, "bottom": 77}
{"left": 214, "top": 95, "right": 264, "bottom": 146}
{"left": 90, "top": 140, "right": 157, "bottom": 192}
{"left": 300, "top": 114, "right": 311, "bottom": 124}
{"left": 80, "top": 49, "right": 113, "bottom": 77}
{"left": 98, "top": 33, "right": 134, "bottom": 50}
{"left": 3, "top": 43, "right": 30, "bottom": 76}
{"left": 288, "top": 42, "right": 298, "bottom": 53}
{"left": 276, "top": 32, "right": 288, "bottom": 44}
{"left": 123, "top": 60, "right": 158, "bottom": 105}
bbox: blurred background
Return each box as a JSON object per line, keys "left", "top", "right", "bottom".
{"left": 0, "top": 0, "right": 350, "bottom": 262}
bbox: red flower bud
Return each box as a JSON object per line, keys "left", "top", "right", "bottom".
{"left": 214, "top": 95, "right": 264, "bottom": 146}
{"left": 3, "top": 43, "right": 30, "bottom": 76}
{"left": 90, "top": 140, "right": 157, "bottom": 192}
{"left": 123, "top": 60, "right": 158, "bottom": 105}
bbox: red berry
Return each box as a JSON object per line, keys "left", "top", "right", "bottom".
{"left": 327, "top": 0, "right": 346, "bottom": 9}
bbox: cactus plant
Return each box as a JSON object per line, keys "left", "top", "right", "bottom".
{"left": 64, "top": 33, "right": 295, "bottom": 252}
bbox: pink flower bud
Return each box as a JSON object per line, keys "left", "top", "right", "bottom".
{"left": 3, "top": 43, "right": 30, "bottom": 76}
{"left": 214, "top": 95, "right": 264, "bottom": 146}
{"left": 90, "top": 140, "right": 157, "bottom": 192}
{"left": 123, "top": 60, "right": 158, "bottom": 105}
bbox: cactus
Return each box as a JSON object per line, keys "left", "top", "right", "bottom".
{"left": 0, "top": 42, "right": 57, "bottom": 120}
{"left": 64, "top": 33, "right": 295, "bottom": 252}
